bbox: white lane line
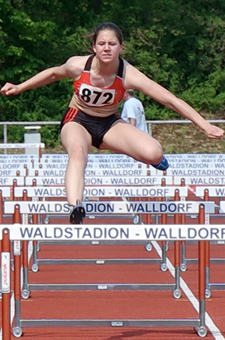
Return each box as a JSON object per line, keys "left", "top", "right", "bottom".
{"left": 152, "top": 241, "right": 225, "bottom": 340}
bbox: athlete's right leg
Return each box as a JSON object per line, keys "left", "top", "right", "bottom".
{"left": 61, "top": 122, "right": 92, "bottom": 223}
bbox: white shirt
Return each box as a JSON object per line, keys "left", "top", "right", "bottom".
{"left": 121, "top": 97, "right": 148, "bottom": 133}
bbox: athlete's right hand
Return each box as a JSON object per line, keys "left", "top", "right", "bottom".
{"left": 0, "top": 82, "right": 20, "bottom": 96}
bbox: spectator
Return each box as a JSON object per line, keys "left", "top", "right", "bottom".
{"left": 121, "top": 90, "right": 148, "bottom": 133}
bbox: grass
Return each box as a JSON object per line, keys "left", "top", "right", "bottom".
{"left": 153, "top": 122, "right": 225, "bottom": 154}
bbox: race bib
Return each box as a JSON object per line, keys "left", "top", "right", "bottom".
{"left": 79, "top": 83, "right": 115, "bottom": 106}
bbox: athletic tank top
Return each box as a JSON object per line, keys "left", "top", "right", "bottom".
{"left": 69, "top": 55, "right": 125, "bottom": 117}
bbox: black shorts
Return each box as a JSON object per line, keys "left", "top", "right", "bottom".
{"left": 60, "top": 108, "right": 121, "bottom": 148}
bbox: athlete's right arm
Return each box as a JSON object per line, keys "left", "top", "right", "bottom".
{"left": 0, "top": 65, "right": 69, "bottom": 96}
{"left": 0, "top": 56, "right": 87, "bottom": 96}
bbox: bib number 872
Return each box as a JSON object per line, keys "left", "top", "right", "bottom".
{"left": 79, "top": 84, "right": 115, "bottom": 106}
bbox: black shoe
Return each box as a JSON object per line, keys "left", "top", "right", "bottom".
{"left": 69, "top": 202, "right": 86, "bottom": 224}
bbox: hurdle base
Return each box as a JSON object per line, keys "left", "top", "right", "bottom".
{"left": 27, "top": 283, "right": 176, "bottom": 291}
{"left": 19, "top": 318, "right": 201, "bottom": 328}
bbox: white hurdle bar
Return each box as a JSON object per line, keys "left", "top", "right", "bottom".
{"left": 4, "top": 200, "right": 215, "bottom": 215}
{"left": 1, "top": 223, "right": 225, "bottom": 242}
{"left": 13, "top": 185, "right": 188, "bottom": 198}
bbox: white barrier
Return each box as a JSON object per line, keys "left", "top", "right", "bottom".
{"left": 14, "top": 186, "right": 188, "bottom": 198}
{"left": 0, "top": 223, "right": 224, "bottom": 241}
{"left": 0, "top": 143, "right": 45, "bottom": 149}
{"left": 1, "top": 152, "right": 225, "bottom": 178}
{"left": 4, "top": 200, "right": 215, "bottom": 214}
{"left": 195, "top": 186, "right": 225, "bottom": 197}
{"left": 0, "top": 187, "right": 11, "bottom": 198}
{"left": 0, "top": 177, "right": 24, "bottom": 185}
{"left": 26, "top": 168, "right": 153, "bottom": 177}
{"left": 174, "top": 176, "right": 225, "bottom": 185}
{"left": 24, "top": 176, "right": 173, "bottom": 186}
{"left": 219, "top": 201, "right": 225, "bottom": 213}
{"left": 0, "top": 169, "right": 27, "bottom": 176}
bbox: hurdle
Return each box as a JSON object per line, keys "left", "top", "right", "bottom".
{"left": 11, "top": 186, "right": 188, "bottom": 298}
{"left": 0, "top": 143, "right": 45, "bottom": 160}
{"left": 174, "top": 178, "right": 222, "bottom": 272}
{"left": 4, "top": 200, "right": 215, "bottom": 302}
{"left": 2, "top": 213, "right": 223, "bottom": 337}
{"left": 194, "top": 190, "right": 225, "bottom": 297}
{"left": 177, "top": 185, "right": 225, "bottom": 298}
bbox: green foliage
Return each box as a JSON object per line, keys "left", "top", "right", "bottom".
{"left": 0, "top": 0, "right": 225, "bottom": 146}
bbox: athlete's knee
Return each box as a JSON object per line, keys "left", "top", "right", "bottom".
{"left": 146, "top": 141, "right": 163, "bottom": 164}
{"left": 145, "top": 141, "right": 169, "bottom": 171}
{"left": 68, "top": 145, "right": 88, "bottom": 163}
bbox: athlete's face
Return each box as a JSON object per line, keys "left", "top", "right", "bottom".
{"left": 93, "top": 29, "right": 123, "bottom": 62}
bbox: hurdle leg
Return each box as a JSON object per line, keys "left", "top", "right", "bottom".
{"left": 173, "top": 240, "right": 181, "bottom": 299}
{"left": 144, "top": 199, "right": 152, "bottom": 252}
{"left": 205, "top": 241, "right": 211, "bottom": 298}
{"left": 2, "top": 228, "right": 11, "bottom": 340}
{"left": 160, "top": 213, "right": 168, "bottom": 272}
{"left": 31, "top": 214, "right": 39, "bottom": 272}
{"left": 0, "top": 191, "right": 3, "bottom": 298}
{"left": 0, "top": 240, "right": 2, "bottom": 299}
{"left": 180, "top": 241, "right": 187, "bottom": 272}
{"left": 195, "top": 203, "right": 207, "bottom": 337}
{"left": 12, "top": 240, "right": 23, "bottom": 338}
{"left": 21, "top": 211, "right": 30, "bottom": 299}
{"left": 12, "top": 205, "right": 23, "bottom": 337}
{"left": 196, "top": 240, "right": 207, "bottom": 337}
{"left": 173, "top": 204, "right": 181, "bottom": 298}
{"left": 21, "top": 240, "right": 30, "bottom": 299}
{"left": 180, "top": 214, "right": 187, "bottom": 272}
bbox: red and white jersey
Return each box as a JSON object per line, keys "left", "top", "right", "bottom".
{"left": 69, "top": 55, "right": 125, "bottom": 117}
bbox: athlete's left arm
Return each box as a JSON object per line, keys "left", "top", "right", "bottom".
{"left": 124, "top": 64, "right": 224, "bottom": 139}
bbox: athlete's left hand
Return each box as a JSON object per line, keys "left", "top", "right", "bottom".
{"left": 204, "top": 124, "right": 224, "bottom": 139}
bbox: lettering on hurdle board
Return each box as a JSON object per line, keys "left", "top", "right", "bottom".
{"left": 195, "top": 186, "right": 225, "bottom": 197}
{"left": 0, "top": 163, "right": 28, "bottom": 170}
{"left": 4, "top": 200, "right": 215, "bottom": 214}
{"left": 0, "top": 177, "right": 24, "bottom": 186}
{"left": 14, "top": 186, "right": 188, "bottom": 198}
{"left": 174, "top": 176, "right": 225, "bottom": 185}
{"left": 0, "top": 143, "right": 45, "bottom": 149}
{"left": 3, "top": 223, "right": 225, "bottom": 241}
{"left": 0, "top": 169, "right": 27, "bottom": 176}
{"left": 30, "top": 162, "right": 157, "bottom": 172}
{"left": 25, "top": 176, "right": 172, "bottom": 186}
{"left": 27, "top": 168, "right": 162, "bottom": 178}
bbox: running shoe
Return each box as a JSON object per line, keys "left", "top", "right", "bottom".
{"left": 151, "top": 155, "right": 169, "bottom": 171}
{"left": 69, "top": 201, "right": 86, "bottom": 224}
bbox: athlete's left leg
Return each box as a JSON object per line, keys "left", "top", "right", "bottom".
{"left": 100, "top": 121, "right": 169, "bottom": 170}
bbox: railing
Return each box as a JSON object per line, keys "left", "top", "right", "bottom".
{"left": 1, "top": 119, "right": 225, "bottom": 143}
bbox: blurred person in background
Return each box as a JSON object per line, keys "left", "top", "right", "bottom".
{"left": 121, "top": 90, "right": 148, "bottom": 133}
